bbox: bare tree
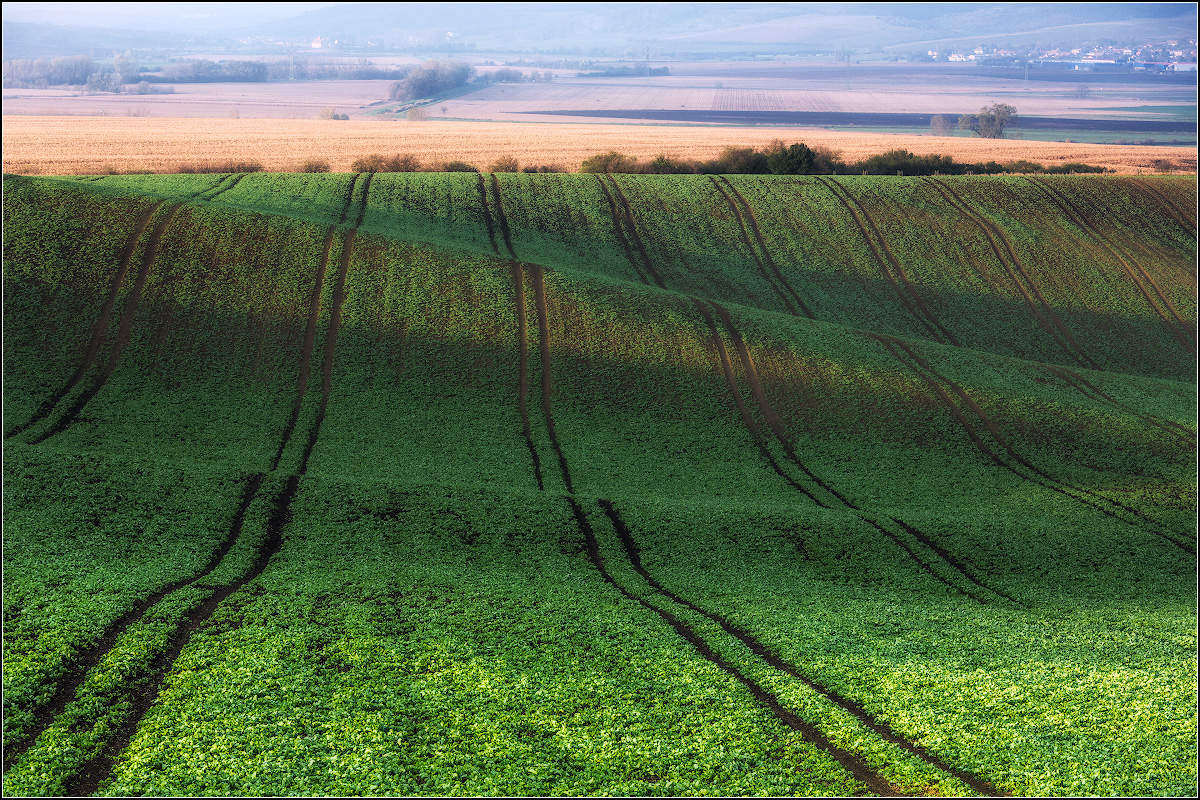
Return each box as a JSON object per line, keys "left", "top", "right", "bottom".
{"left": 930, "top": 114, "right": 953, "bottom": 136}
{"left": 958, "top": 103, "right": 1018, "bottom": 138}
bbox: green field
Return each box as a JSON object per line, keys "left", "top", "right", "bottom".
{"left": 2, "top": 170, "right": 1196, "bottom": 797}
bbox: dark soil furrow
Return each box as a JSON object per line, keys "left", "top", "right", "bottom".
{"left": 606, "top": 175, "right": 667, "bottom": 289}
{"left": 691, "top": 299, "right": 828, "bottom": 507}
{"left": 1026, "top": 177, "right": 1195, "bottom": 354}
{"left": 593, "top": 174, "right": 650, "bottom": 285}
{"left": 1042, "top": 363, "right": 1195, "bottom": 445}
{"left": 710, "top": 301, "right": 857, "bottom": 510}
{"left": 879, "top": 333, "right": 1194, "bottom": 554}
{"left": 569, "top": 498, "right": 905, "bottom": 797}
{"left": 924, "top": 178, "right": 1098, "bottom": 370}
{"left": 270, "top": 228, "right": 336, "bottom": 471}
{"left": 475, "top": 172, "right": 500, "bottom": 255}
{"left": 5, "top": 200, "right": 164, "bottom": 440}
{"left": 813, "top": 177, "right": 950, "bottom": 345}
{"left": 30, "top": 202, "right": 184, "bottom": 445}
{"left": 1, "top": 472, "right": 265, "bottom": 768}
{"left": 510, "top": 263, "right": 545, "bottom": 490}
{"left": 598, "top": 499, "right": 1006, "bottom": 795}
{"left": 489, "top": 173, "right": 518, "bottom": 259}
{"left": 529, "top": 263, "right": 573, "bottom": 493}
{"left": 710, "top": 176, "right": 797, "bottom": 314}
{"left": 716, "top": 176, "right": 815, "bottom": 319}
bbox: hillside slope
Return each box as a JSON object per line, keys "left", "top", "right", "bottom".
{"left": 3, "top": 172, "right": 1196, "bottom": 797}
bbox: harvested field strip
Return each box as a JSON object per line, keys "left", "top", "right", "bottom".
{"left": 714, "top": 176, "right": 814, "bottom": 319}
{"left": 690, "top": 298, "right": 828, "bottom": 508}
{"left": 1, "top": 471, "right": 264, "bottom": 768}
{"left": 29, "top": 202, "right": 183, "bottom": 445}
{"left": 709, "top": 176, "right": 798, "bottom": 316}
{"left": 923, "top": 178, "right": 1099, "bottom": 370}
{"left": 270, "top": 227, "right": 336, "bottom": 471}
{"left": 1042, "top": 363, "right": 1196, "bottom": 445}
{"left": 4, "top": 200, "right": 164, "bottom": 440}
{"left": 475, "top": 173, "right": 499, "bottom": 256}
{"left": 606, "top": 175, "right": 667, "bottom": 289}
{"left": 813, "top": 177, "right": 954, "bottom": 346}
{"left": 593, "top": 174, "right": 649, "bottom": 286}
{"left": 597, "top": 498, "right": 1006, "bottom": 796}
{"left": 510, "top": 263, "right": 544, "bottom": 491}
{"left": 529, "top": 263, "right": 573, "bottom": 494}
{"left": 1026, "top": 177, "right": 1196, "bottom": 354}
{"left": 67, "top": 182, "right": 367, "bottom": 795}
{"left": 489, "top": 173, "right": 518, "bottom": 259}
{"left": 876, "top": 333, "right": 1195, "bottom": 554}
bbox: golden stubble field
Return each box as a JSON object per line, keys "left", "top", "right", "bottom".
{"left": 2, "top": 115, "right": 1194, "bottom": 175}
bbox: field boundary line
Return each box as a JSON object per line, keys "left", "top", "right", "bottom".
{"left": 5, "top": 200, "right": 164, "bottom": 439}
{"left": 30, "top": 202, "right": 184, "bottom": 444}
{"left": 597, "top": 498, "right": 1007, "bottom": 797}
{"left": 715, "top": 176, "right": 815, "bottom": 319}
{"left": 813, "top": 176, "right": 956, "bottom": 346}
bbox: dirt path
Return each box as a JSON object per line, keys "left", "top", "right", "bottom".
{"left": 5, "top": 200, "right": 164, "bottom": 440}
{"left": 30, "top": 202, "right": 184, "bottom": 444}
{"left": 598, "top": 498, "right": 1005, "bottom": 796}
{"left": 814, "top": 176, "right": 958, "bottom": 347}
{"left": 714, "top": 176, "right": 814, "bottom": 319}
{"left": 1026, "top": 176, "right": 1196, "bottom": 355}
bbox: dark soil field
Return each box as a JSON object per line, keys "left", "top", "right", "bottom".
{"left": 2, "top": 171, "right": 1196, "bottom": 796}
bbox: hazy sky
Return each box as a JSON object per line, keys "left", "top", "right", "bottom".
{"left": 3, "top": 2, "right": 347, "bottom": 30}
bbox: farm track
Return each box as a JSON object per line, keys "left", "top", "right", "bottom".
{"left": 593, "top": 175, "right": 649, "bottom": 286}
{"left": 20, "top": 175, "right": 375, "bottom": 796}
{"left": 597, "top": 499, "right": 1006, "bottom": 796}
{"left": 874, "top": 333, "right": 1195, "bottom": 555}
{"left": 1025, "top": 177, "right": 1196, "bottom": 355}
{"left": 710, "top": 176, "right": 799, "bottom": 316}
{"left": 29, "top": 202, "right": 184, "bottom": 445}
{"left": 923, "top": 178, "right": 1099, "bottom": 370}
{"left": 529, "top": 263, "right": 573, "bottom": 494}
{"left": 605, "top": 175, "right": 667, "bottom": 289}
{"left": 4, "top": 200, "right": 164, "bottom": 440}
{"left": 0, "top": 471, "right": 264, "bottom": 768}
{"left": 704, "top": 300, "right": 1014, "bottom": 607}
{"left": 713, "top": 176, "right": 814, "bottom": 319}
{"left": 814, "top": 177, "right": 958, "bottom": 347}
{"left": 509, "top": 263, "right": 544, "bottom": 491}
{"left": 1041, "top": 363, "right": 1196, "bottom": 446}
{"left": 488, "top": 173, "right": 518, "bottom": 259}
{"left": 475, "top": 173, "right": 500, "bottom": 255}
{"left": 196, "top": 172, "right": 246, "bottom": 203}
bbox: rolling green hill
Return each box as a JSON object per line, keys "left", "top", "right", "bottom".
{"left": 2, "top": 171, "right": 1195, "bottom": 797}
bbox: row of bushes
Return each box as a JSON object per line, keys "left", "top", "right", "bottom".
{"left": 579, "top": 141, "right": 1110, "bottom": 175}
{"left": 336, "top": 154, "right": 563, "bottom": 174}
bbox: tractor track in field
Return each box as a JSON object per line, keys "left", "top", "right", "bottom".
{"left": 703, "top": 300, "right": 1013, "bottom": 606}
{"left": 923, "top": 178, "right": 1099, "bottom": 370}
{"left": 570, "top": 498, "right": 904, "bottom": 797}
{"left": 529, "top": 262, "right": 573, "bottom": 494}
{"left": 597, "top": 498, "right": 1006, "bottom": 796}
{"left": 64, "top": 173, "right": 371, "bottom": 797}
{"left": 1041, "top": 363, "right": 1196, "bottom": 446}
{"left": 814, "top": 177, "right": 958, "bottom": 347}
{"left": 5, "top": 200, "right": 164, "bottom": 440}
{"left": 0, "top": 472, "right": 264, "bottom": 769}
{"left": 594, "top": 175, "right": 650, "bottom": 286}
{"left": 196, "top": 172, "right": 246, "bottom": 203}
{"left": 874, "top": 333, "right": 1194, "bottom": 554}
{"left": 710, "top": 176, "right": 800, "bottom": 316}
{"left": 1127, "top": 178, "right": 1197, "bottom": 237}
{"left": 510, "top": 263, "right": 544, "bottom": 490}
{"left": 1025, "top": 177, "right": 1196, "bottom": 355}
{"left": 475, "top": 173, "right": 500, "bottom": 255}
{"left": 714, "top": 176, "right": 815, "bottom": 319}
{"left": 489, "top": 173, "right": 518, "bottom": 260}
{"left": 29, "top": 202, "right": 184, "bottom": 445}
{"left": 605, "top": 175, "right": 667, "bottom": 289}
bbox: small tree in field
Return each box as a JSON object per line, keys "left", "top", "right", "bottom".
{"left": 958, "top": 103, "right": 1017, "bottom": 138}
{"left": 930, "top": 114, "right": 953, "bottom": 136}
